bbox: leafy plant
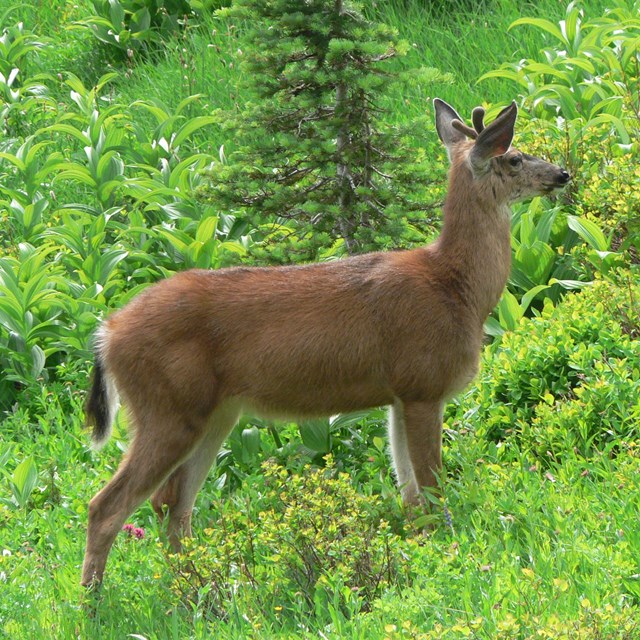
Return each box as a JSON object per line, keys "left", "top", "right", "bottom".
{"left": 455, "top": 270, "right": 640, "bottom": 459}
{"left": 169, "top": 459, "right": 410, "bottom": 623}
{"left": 486, "top": 197, "right": 620, "bottom": 336}
{"left": 0, "top": 21, "right": 52, "bottom": 137}
{"left": 0, "top": 244, "right": 73, "bottom": 399}
{"left": 74, "top": 0, "right": 194, "bottom": 58}
{"left": 2, "top": 456, "right": 38, "bottom": 510}
{"left": 480, "top": 2, "right": 640, "bottom": 175}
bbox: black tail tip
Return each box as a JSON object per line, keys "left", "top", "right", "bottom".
{"left": 85, "top": 359, "right": 110, "bottom": 445}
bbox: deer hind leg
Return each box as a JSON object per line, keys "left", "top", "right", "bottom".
{"left": 151, "top": 402, "right": 241, "bottom": 550}
{"left": 390, "top": 398, "right": 444, "bottom": 506}
{"left": 81, "top": 409, "right": 209, "bottom": 587}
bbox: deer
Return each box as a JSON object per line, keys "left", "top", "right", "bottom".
{"left": 81, "top": 98, "right": 570, "bottom": 586}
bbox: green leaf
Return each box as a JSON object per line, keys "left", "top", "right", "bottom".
{"left": 549, "top": 278, "right": 589, "bottom": 290}
{"left": 484, "top": 315, "right": 505, "bottom": 337}
{"left": 172, "top": 116, "right": 218, "bottom": 148}
{"left": 477, "top": 67, "right": 529, "bottom": 87}
{"left": 567, "top": 215, "right": 608, "bottom": 251}
{"left": 196, "top": 216, "right": 218, "bottom": 243}
{"left": 509, "top": 17, "right": 565, "bottom": 44}
{"left": 241, "top": 426, "right": 262, "bottom": 460}
{"left": 535, "top": 207, "right": 558, "bottom": 244}
{"left": 108, "top": 0, "right": 125, "bottom": 28}
{"left": 497, "top": 290, "right": 522, "bottom": 331}
{"left": 520, "top": 284, "right": 550, "bottom": 314}
{"left": 299, "top": 419, "right": 332, "bottom": 454}
{"left": 0, "top": 151, "right": 26, "bottom": 172}
{"left": 514, "top": 240, "right": 555, "bottom": 285}
{"left": 11, "top": 457, "right": 38, "bottom": 508}
{"left": 38, "top": 123, "right": 90, "bottom": 146}
{"left": 0, "top": 445, "right": 11, "bottom": 469}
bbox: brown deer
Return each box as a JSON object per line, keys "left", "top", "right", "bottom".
{"left": 81, "top": 99, "right": 570, "bottom": 586}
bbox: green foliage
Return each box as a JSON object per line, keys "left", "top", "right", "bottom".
{"left": 169, "top": 459, "right": 411, "bottom": 624}
{"left": 0, "top": 2, "right": 639, "bottom": 637}
{"left": 480, "top": 1, "right": 640, "bottom": 161}
{"left": 214, "top": 410, "right": 390, "bottom": 495}
{"left": 577, "top": 152, "right": 640, "bottom": 253}
{"left": 455, "top": 272, "right": 640, "bottom": 463}
{"left": 203, "top": 0, "right": 446, "bottom": 262}
{"left": 0, "top": 23, "right": 253, "bottom": 409}
{"left": 0, "top": 21, "right": 53, "bottom": 137}
{"left": 480, "top": 1, "right": 640, "bottom": 262}
{"left": 1, "top": 455, "right": 38, "bottom": 510}
{"left": 73, "top": 0, "right": 195, "bottom": 58}
{"left": 486, "top": 198, "right": 621, "bottom": 335}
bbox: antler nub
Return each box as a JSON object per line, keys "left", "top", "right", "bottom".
{"left": 472, "top": 106, "right": 486, "bottom": 134}
{"left": 451, "top": 119, "right": 478, "bottom": 140}
{"left": 450, "top": 105, "right": 487, "bottom": 141}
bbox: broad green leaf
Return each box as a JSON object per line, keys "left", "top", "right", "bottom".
{"left": 299, "top": 419, "right": 332, "bottom": 454}
{"left": 0, "top": 151, "right": 26, "bottom": 172}
{"left": 567, "top": 215, "right": 608, "bottom": 251}
{"left": 536, "top": 207, "right": 558, "bottom": 244}
{"left": 11, "top": 457, "right": 37, "bottom": 508}
{"left": 196, "top": 216, "right": 218, "bottom": 243}
{"left": 549, "top": 278, "right": 590, "bottom": 290}
{"left": 478, "top": 67, "right": 529, "bottom": 87}
{"left": 497, "top": 290, "right": 522, "bottom": 331}
{"left": 108, "top": 0, "right": 125, "bottom": 28}
{"left": 131, "top": 7, "right": 152, "bottom": 34}
{"left": 175, "top": 94, "right": 205, "bottom": 116}
{"left": 484, "top": 315, "right": 505, "bottom": 337}
{"left": 514, "top": 240, "right": 555, "bottom": 285}
{"left": 520, "top": 284, "right": 550, "bottom": 313}
{"left": 509, "top": 17, "right": 565, "bottom": 44}
{"left": 168, "top": 154, "right": 211, "bottom": 190}
{"left": 241, "top": 426, "right": 261, "bottom": 460}
{"left": 154, "top": 227, "right": 190, "bottom": 253}
{"left": 38, "top": 123, "right": 90, "bottom": 145}
{"left": 30, "top": 344, "right": 46, "bottom": 377}
{"left": 172, "top": 116, "right": 218, "bottom": 148}
{"left": 0, "top": 445, "right": 11, "bottom": 469}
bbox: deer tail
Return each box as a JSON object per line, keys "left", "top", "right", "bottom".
{"left": 85, "top": 341, "right": 119, "bottom": 450}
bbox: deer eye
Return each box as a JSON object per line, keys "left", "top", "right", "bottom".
{"left": 509, "top": 155, "right": 523, "bottom": 168}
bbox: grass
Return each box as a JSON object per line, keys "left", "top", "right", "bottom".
{"left": 1, "top": 388, "right": 638, "bottom": 638}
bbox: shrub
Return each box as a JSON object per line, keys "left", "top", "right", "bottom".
{"left": 480, "top": 2, "right": 640, "bottom": 171}
{"left": 450, "top": 270, "right": 640, "bottom": 464}
{"left": 577, "top": 153, "right": 640, "bottom": 253}
{"left": 169, "top": 459, "right": 413, "bottom": 625}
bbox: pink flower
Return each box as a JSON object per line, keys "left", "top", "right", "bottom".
{"left": 122, "top": 523, "right": 145, "bottom": 539}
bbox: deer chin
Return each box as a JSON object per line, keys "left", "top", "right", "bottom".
{"left": 543, "top": 183, "right": 570, "bottom": 195}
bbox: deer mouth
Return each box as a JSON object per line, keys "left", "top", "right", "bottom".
{"left": 543, "top": 171, "right": 571, "bottom": 194}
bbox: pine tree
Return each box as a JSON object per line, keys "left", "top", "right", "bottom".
{"left": 203, "top": 0, "right": 447, "bottom": 262}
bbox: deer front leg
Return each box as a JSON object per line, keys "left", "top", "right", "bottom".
{"left": 388, "top": 399, "right": 420, "bottom": 504}
{"left": 390, "top": 399, "right": 444, "bottom": 506}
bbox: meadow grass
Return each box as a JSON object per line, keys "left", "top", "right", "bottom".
{"left": 1, "top": 389, "right": 638, "bottom": 638}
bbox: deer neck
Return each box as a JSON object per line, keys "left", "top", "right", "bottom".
{"left": 435, "top": 171, "right": 513, "bottom": 321}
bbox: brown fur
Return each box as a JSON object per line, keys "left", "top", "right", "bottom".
{"left": 80, "top": 99, "right": 570, "bottom": 586}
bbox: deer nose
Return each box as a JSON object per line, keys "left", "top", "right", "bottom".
{"left": 558, "top": 170, "right": 571, "bottom": 184}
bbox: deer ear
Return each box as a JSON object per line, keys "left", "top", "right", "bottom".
{"left": 469, "top": 101, "right": 517, "bottom": 172}
{"left": 434, "top": 99, "right": 468, "bottom": 156}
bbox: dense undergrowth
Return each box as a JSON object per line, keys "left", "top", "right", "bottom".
{"left": 0, "top": 0, "right": 639, "bottom": 638}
